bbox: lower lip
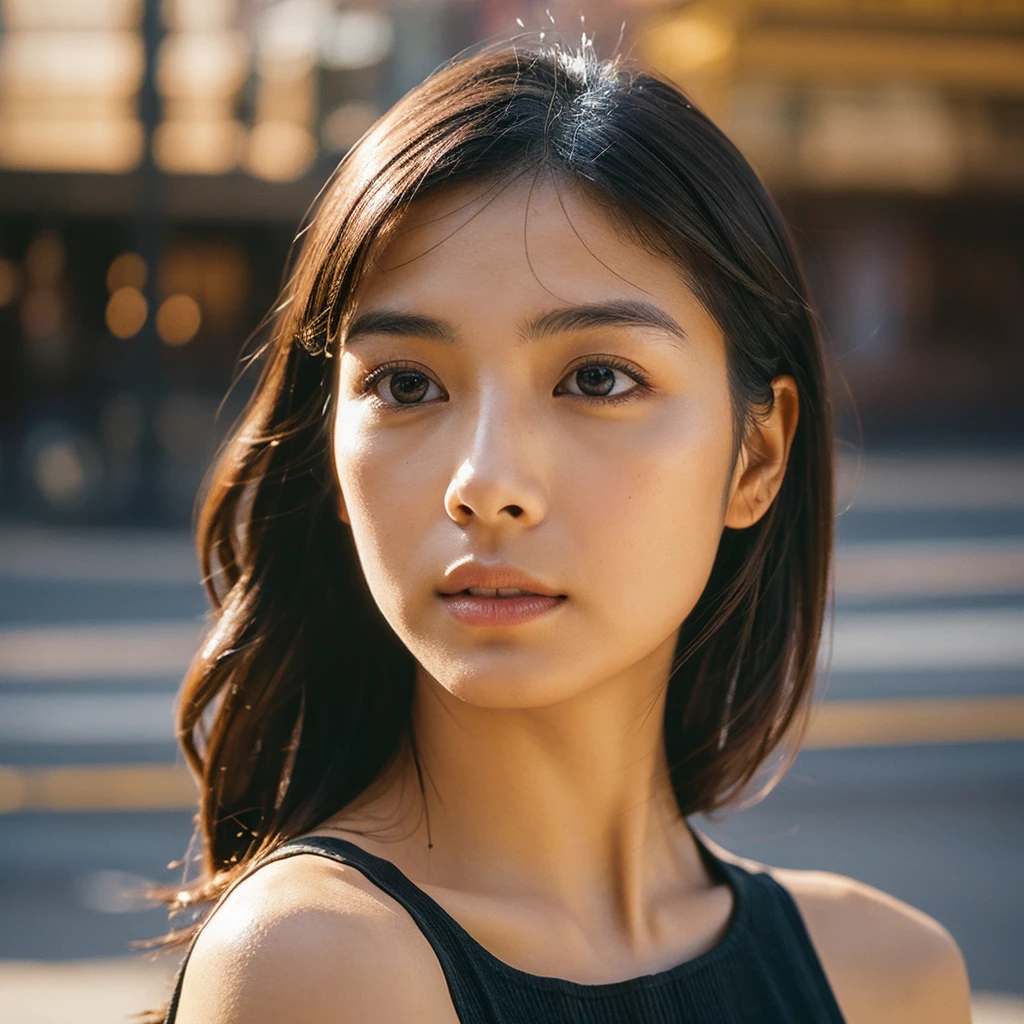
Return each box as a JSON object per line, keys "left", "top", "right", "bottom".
{"left": 439, "top": 593, "right": 566, "bottom": 626}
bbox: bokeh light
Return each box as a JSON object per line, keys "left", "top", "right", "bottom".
{"left": 105, "top": 251, "right": 147, "bottom": 293}
{"left": 105, "top": 286, "right": 148, "bottom": 338}
{"left": 152, "top": 118, "right": 244, "bottom": 175}
{"left": 155, "top": 293, "right": 201, "bottom": 346}
{"left": 33, "top": 440, "right": 86, "bottom": 505}
{"left": 245, "top": 120, "right": 315, "bottom": 181}
{"left": 25, "top": 425, "right": 101, "bottom": 510}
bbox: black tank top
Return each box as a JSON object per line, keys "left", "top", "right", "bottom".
{"left": 162, "top": 825, "right": 847, "bottom": 1023}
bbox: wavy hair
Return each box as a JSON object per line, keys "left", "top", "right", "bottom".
{"left": 138, "top": 39, "right": 833, "bottom": 1020}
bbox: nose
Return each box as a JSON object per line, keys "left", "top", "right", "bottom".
{"left": 443, "top": 391, "right": 548, "bottom": 530}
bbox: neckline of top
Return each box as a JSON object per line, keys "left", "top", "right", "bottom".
{"left": 275, "top": 821, "right": 751, "bottom": 996}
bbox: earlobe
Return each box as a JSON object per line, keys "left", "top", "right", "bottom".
{"left": 723, "top": 375, "right": 799, "bottom": 530}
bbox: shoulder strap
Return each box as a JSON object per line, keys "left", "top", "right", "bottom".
{"left": 710, "top": 854, "right": 848, "bottom": 1023}
{"left": 160, "top": 835, "right": 498, "bottom": 1024}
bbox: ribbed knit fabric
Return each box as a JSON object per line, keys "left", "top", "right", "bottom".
{"left": 162, "top": 825, "right": 847, "bottom": 1023}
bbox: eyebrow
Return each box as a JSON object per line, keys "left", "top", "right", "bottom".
{"left": 344, "top": 309, "right": 456, "bottom": 344}
{"left": 343, "top": 299, "right": 687, "bottom": 348}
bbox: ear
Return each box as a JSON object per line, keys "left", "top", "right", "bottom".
{"left": 723, "top": 375, "right": 799, "bottom": 530}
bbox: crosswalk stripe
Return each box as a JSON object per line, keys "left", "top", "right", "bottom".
{"left": 803, "top": 695, "right": 1024, "bottom": 749}
{"left": 0, "top": 763, "right": 195, "bottom": 813}
{"left": 836, "top": 454, "right": 1024, "bottom": 510}
{"left": 834, "top": 539, "right": 1024, "bottom": 598}
{"left": 0, "top": 694, "right": 176, "bottom": 744}
{"left": 0, "top": 622, "right": 202, "bottom": 680}
{"left": 1, "top": 696, "right": 1022, "bottom": 813}
{"left": 2, "top": 605, "right": 1023, "bottom": 684}
{"left": 826, "top": 607, "right": 1024, "bottom": 672}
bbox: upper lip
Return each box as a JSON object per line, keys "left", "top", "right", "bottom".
{"left": 438, "top": 561, "right": 565, "bottom": 597}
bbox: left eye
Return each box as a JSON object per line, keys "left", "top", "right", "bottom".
{"left": 556, "top": 364, "right": 641, "bottom": 399}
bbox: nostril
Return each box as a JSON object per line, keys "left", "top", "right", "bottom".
{"left": 503, "top": 505, "right": 524, "bottom": 518}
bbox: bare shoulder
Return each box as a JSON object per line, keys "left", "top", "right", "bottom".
{"left": 697, "top": 834, "right": 970, "bottom": 1024}
{"left": 771, "top": 863, "right": 971, "bottom": 1024}
{"left": 173, "top": 850, "right": 459, "bottom": 1024}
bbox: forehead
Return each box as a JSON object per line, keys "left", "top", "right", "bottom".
{"left": 351, "top": 175, "right": 713, "bottom": 331}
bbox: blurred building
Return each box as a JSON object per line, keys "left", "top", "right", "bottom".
{"left": 636, "top": 0, "right": 1024, "bottom": 444}
{"left": 0, "top": 0, "right": 489, "bottom": 523}
{"left": 0, "top": 0, "right": 1021, "bottom": 524}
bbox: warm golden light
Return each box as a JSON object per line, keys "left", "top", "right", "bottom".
{"left": 158, "top": 242, "right": 249, "bottom": 328}
{"left": 1, "top": 0, "right": 143, "bottom": 32}
{"left": 105, "top": 286, "right": 147, "bottom": 338}
{"left": 245, "top": 120, "right": 315, "bottom": 182}
{"left": 152, "top": 118, "right": 243, "bottom": 174}
{"left": 105, "top": 251, "right": 147, "bottom": 293}
{"left": 156, "top": 30, "right": 248, "bottom": 101}
{"left": 0, "top": 19, "right": 145, "bottom": 173}
{"left": 156, "top": 293, "right": 201, "bottom": 345}
{"left": 162, "top": 0, "right": 237, "bottom": 33}
{"left": 641, "top": 10, "right": 735, "bottom": 75}
{"left": 0, "top": 116, "right": 143, "bottom": 173}
{"left": 0, "top": 30, "right": 145, "bottom": 98}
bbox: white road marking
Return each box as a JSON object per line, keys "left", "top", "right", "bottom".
{"left": 835, "top": 538, "right": 1024, "bottom": 598}
{"left": 836, "top": 454, "right": 1024, "bottom": 510}
{"left": 0, "top": 622, "right": 202, "bottom": 680}
{"left": 5, "top": 605, "right": 1023, "bottom": 686}
{"left": 0, "top": 694, "right": 176, "bottom": 744}
{"left": 825, "top": 607, "right": 1024, "bottom": 673}
{"left": 3, "top": 693, "right": 1024, "bottom": 813}
{"left": 0, "top": 528, "right": 199, "bottom": 583}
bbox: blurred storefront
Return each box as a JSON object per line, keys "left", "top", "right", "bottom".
{"left": 0, "top": 0, "right": 489, "bottom": 523}
{"left": 0, "top": 0, "right": 1022, "bottom": 524}
{"left": 636, "top": 0, "right": 1024, "bottom": 444}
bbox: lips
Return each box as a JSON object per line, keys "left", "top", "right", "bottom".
{"left": 438, "top": 562, "right": 564, "bottom": 599}
{"left": 438, "top": 573, "right": 566, "bottom": 627}
{"left": 464, "top": 587, "right": 537, "bottom": 598}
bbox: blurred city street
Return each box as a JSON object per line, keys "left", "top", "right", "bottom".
{"left": 0, "top": 451, "right": 1022, "bottom": 1022}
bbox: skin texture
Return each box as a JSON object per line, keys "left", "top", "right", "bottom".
{"left": 173, "top": 176, "right": 971, "bottom": 1024}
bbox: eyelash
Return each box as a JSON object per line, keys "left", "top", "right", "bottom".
{"left": 358, "top": 357, "right": 652, "bottom": 409}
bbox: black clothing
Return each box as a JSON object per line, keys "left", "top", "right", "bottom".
{"left": 162, "top": 825, "right": 847, "bottom": 1022}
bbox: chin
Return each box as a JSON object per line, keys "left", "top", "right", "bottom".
{"left": 415, "top": 655, "right": 590, "bottom": 711}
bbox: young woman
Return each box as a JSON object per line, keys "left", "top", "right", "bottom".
{"left": 149, "top": 40, "right": 971, "bottom": 1024}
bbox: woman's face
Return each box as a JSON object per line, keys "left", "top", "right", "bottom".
{"left": 332, "top": 176, "right": 747, "bottom": 709}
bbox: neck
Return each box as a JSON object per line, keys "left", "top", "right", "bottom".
{"left": 374, "top": 632, "right": 705, "bottom": 934}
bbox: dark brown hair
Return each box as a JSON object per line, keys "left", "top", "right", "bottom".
{"left": 138, "top": 39, "right": 832, "bottom": 1018}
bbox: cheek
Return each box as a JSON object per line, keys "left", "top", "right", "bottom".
{"left": 564, "top": 392, "right": 734, "bottom": 629}
{"left": 332, "top": 407, "right": 438, "bottom": 596}
{"left": 334, "top": 396, "right": 437, "bottom": 512}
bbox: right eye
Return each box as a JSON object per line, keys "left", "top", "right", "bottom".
{"left": 361, "top": 362, "right": 447, "bottom": 406}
